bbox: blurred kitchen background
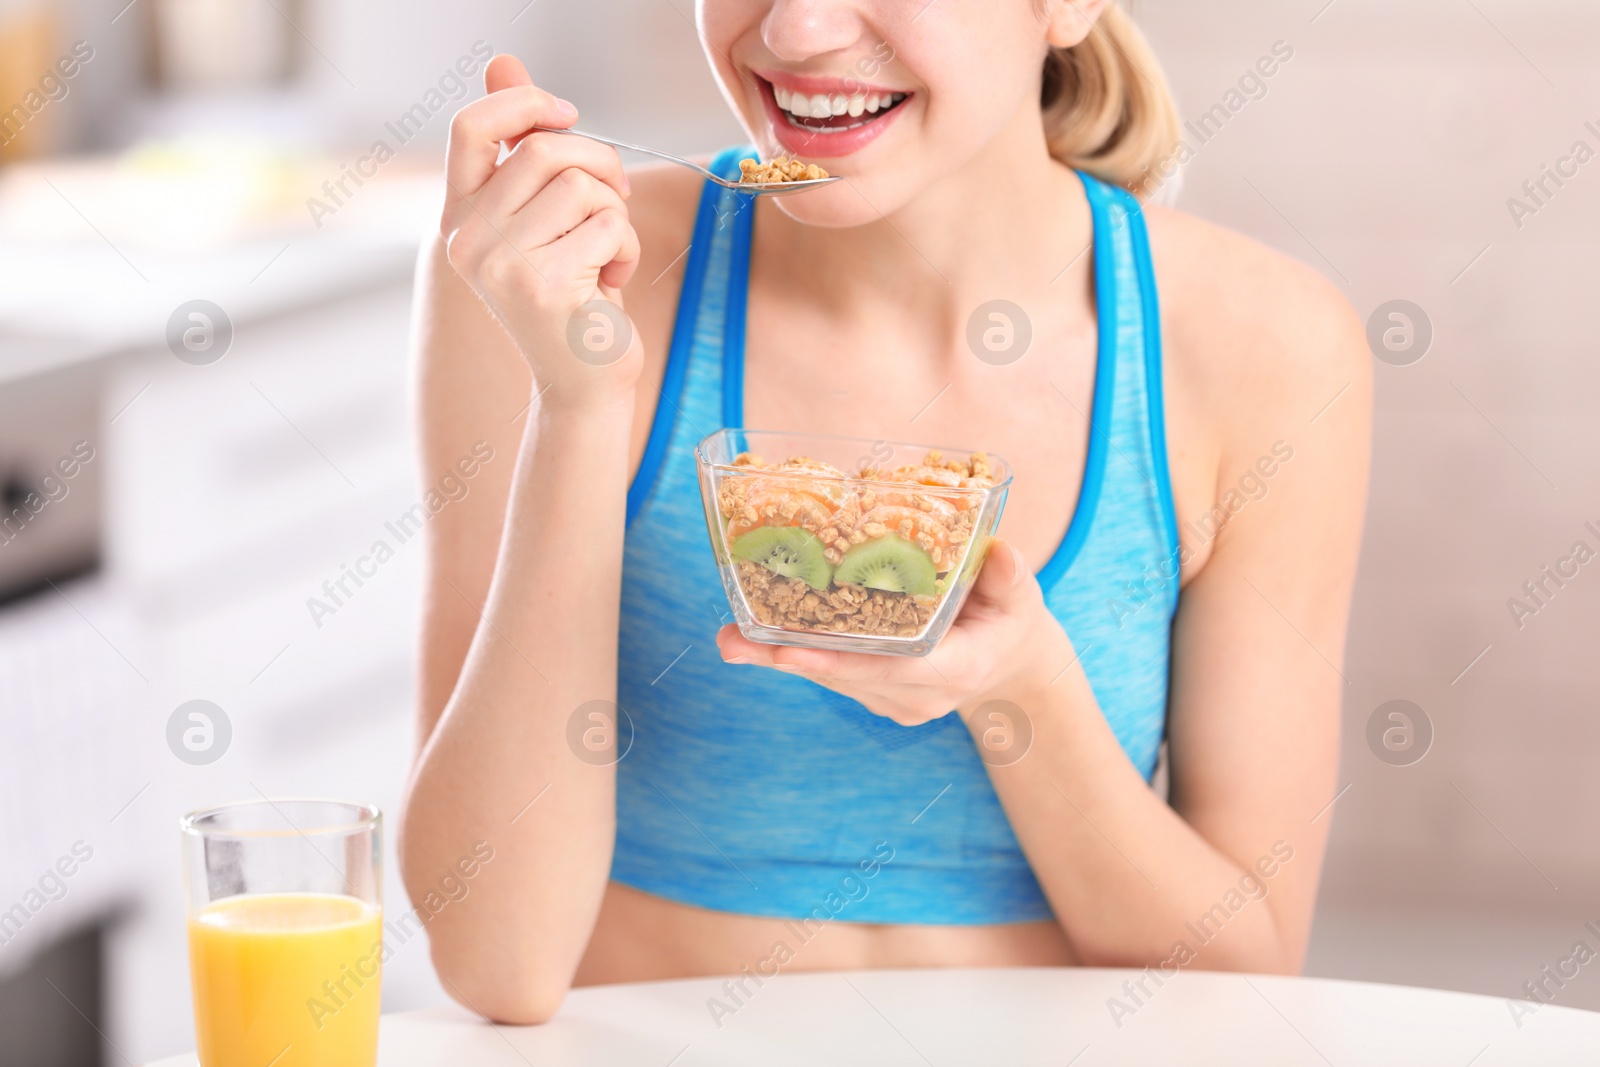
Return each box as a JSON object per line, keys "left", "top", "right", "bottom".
{"left": 0, "top": 0, "right": 1596, "bottom": 1062}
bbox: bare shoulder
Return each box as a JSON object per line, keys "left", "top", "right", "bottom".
{"left": 1143, "top": 203, "right": 1370, "bottom": 449}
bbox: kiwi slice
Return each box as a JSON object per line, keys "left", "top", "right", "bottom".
{"left": 835, "top": 534, "right": 938, "bottom": 597}
{"left": 730, "top": 527, "right": 833, "bottom": 590}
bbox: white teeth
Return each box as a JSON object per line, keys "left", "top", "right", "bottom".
{"left": 772, "top": 82, "right": 906, "bottom": 123}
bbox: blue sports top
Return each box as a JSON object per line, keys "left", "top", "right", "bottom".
{"left": 611, "top": 147, "right": 1179, "bottom": 925}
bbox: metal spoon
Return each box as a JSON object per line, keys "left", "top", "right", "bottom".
{"left": 528, "top": 126, "right": 841, "bottom": 197}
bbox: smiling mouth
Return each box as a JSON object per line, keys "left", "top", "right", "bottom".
{"left": 765, "top": 80, "right": 911, "bottom": 134}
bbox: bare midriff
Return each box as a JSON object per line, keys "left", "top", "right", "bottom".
{"left": 573, "top": 881, "right": 1077, "bottom": 986}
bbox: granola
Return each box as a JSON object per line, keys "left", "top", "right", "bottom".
{"left": 739, "top": 156, "right": 829, "bottom": 184}
{"left": 737, "top": 562, "right": 938, "bottom": 638}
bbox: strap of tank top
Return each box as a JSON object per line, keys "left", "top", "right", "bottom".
{"left": 720, "top": 158, "right": 756, "bottom": 428}
{"left": 1035, "top": 171, "right": 1120, "bottom": 589}
{"left": 1115, "top": 185, "right": 1179, "bottom": 560}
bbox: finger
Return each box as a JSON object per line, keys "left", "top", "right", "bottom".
{"left": 448, "top": 172, "right": 619, "bottom": 290}
{"left": 540, "top": 206, "right": 642, "bottom": 291}
{"left": 469, "top": 135, "right": 629, "bottom": 224}
{"left": 717, "top": 622, "right": 953, "bottom": 685}
{"left": 443, "top": 155, "right": 627, "bottom": 276}
{"left": 717, "top": 626, "right": 776, "bottom": 665}
{"left": 598, "top": 249, "right": 639, "bottom": 292}
{"left": 445, "top": 83, "right": 578, "bottom": 202}
{"left": 779, "top": 642, "right": 958, "bottom": 687}
{"left": 714, "top": 632, "right": 865, "bottom": 692}
{"left": 487, "top": 55, "right": 578, "bottom": 156}
{"left": 966, "top": 537, "right": 1035, "bottom": 608}
{"left": 495, "top": 167, "right": 623, "bottom": 248}
{"left": 485, "top": 53, "right": 531, "bottom": 95}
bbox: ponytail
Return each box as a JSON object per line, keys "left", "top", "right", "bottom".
{"left": 1040, "top": 5, "right": 1181, "bottom": 198}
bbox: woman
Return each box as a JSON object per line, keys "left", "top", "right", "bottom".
{"left": 400, "top": 0, "right": 1370, "bottom": 1023}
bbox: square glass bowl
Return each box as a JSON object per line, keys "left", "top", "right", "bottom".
{"left": 696, "top": 429, "right": 1011, "bottom": 657}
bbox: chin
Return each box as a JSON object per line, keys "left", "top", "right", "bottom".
{"left": 767, "top": 180, "right": 913, "bottom": 228}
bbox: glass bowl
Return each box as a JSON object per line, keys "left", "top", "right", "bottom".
{"left": 696, "top": 429, "right": 1012, "bottom": 657}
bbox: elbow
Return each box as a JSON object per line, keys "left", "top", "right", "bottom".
{"left": 430, "top": 938, "right": 573, "bottom": 1026}
{"left": 1249, "top": 944, "right": 1306, "bottom": 977}
{"left": 397, "top": 805, "right": 577, "bottom": 1025}
{"left": 1075, "top": 942, "right": 1178, "bottom": 972}
{"left": 1073, "top": 931, "right": 1301, "bottom": 977}
{"left": 448, "top": 984, "right": 569, "bottom": 1028}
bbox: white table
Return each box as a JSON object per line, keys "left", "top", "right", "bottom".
{"left": 147, "top": 966, "right": 1599, "bottom": 1066}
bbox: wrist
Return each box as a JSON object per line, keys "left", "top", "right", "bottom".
{"left": 958, "top": 613, "right": 1073, "bottom": 768}
{"left": 517, "top": 388, "right": 635, "bottom": 478}
{"left": 968, "top": 601, "right": 1075, "bottom": 718}
{"left": 536, "top": 380, "right": 636, "bottom": 416}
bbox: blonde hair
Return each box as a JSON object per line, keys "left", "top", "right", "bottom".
{"left": 1040, "top": 4, "right": 1181, "bottom": 198}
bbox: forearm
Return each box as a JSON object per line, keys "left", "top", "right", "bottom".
{"left": 982, "top": 627, "right": 1306, "bottom": 973}
{"left": 400, "top": 394, "right": 633, "bottom": 1019}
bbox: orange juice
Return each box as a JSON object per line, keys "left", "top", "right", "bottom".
{"left": 188, "top": 893, "right": 382, "bottom": 1067}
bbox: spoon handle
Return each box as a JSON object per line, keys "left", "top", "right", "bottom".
{"left": 527, "top": 126, "right": 720, "bottom": 183}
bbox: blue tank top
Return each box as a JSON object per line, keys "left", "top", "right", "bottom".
{"left": 611, "top": 148, "right": 1178, "bottom": 925}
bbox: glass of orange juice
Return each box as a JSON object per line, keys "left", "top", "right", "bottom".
{"left": 182, "top": 799, "right": 383, "bottom": 1067}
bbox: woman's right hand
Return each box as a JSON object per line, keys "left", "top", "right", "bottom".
{"left": 441, "top": 55, "right": 642, "bottom": 406}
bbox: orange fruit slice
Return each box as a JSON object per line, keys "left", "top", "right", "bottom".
{"left": 725, "top": 467, "right": 860, "bottom": 541}
{"left": 870, "top": 488, "right": 960, "bottom": 525}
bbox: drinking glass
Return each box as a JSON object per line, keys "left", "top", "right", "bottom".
{"left": 182, "top": 799, "right": 382, "bottom": 1067}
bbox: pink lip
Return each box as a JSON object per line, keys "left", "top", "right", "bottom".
{"left": 752, "top": 74, "right": 913, "bottom": 160}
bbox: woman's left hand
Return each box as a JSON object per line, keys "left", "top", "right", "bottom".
{"left": 716, "top": 539, "right": 1073, "bottom": 726}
